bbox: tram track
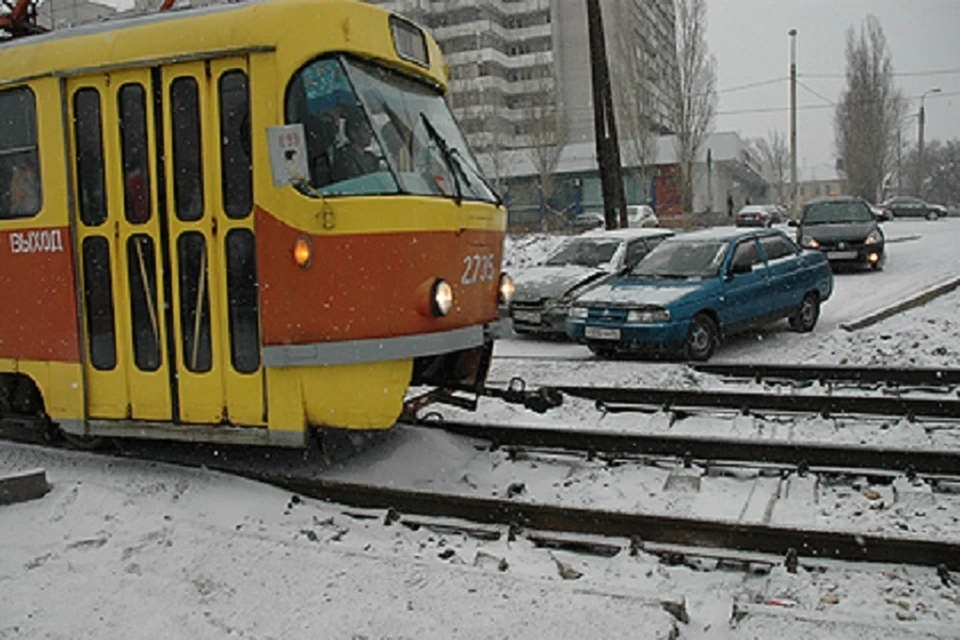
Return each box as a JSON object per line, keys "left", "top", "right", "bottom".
{"left": 492, "top": 359, "right": 960, "bottom": 395}
{"left": 410, "top": 419, "right": 960, "bottom": 477}
{"left": 243, "top": 470, "right": 960, "bottom": 572}
{"left": 4, "top": 413, "right": 960, "bottom": 575}
{"left": 548, "top": 384, "right": 960, "bottom": 420}
{"left": 691, "top": 362, "right": 960, "bottom": 389}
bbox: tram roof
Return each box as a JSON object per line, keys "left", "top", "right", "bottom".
{"left": 0, "top": 0, "right": 447, "bottom": 90}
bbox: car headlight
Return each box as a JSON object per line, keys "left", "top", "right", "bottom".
{"left": 498, "top": 273, "right": 515, "bottom": 305}
{"left": 865, "top": 229, "right": 883, "bottom": 245}
{"left": 568, "top": 306, "right": 589, "bottom": 319}
{"left": 626, "top": 308, "right": 670, "bottom": 323}
{"left": 800, "top": 235, "right": 820, "bottom": 249}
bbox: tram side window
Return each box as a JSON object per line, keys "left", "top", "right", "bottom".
{"left": 171, "top": 77, "right": 204, "bottom": 222}
{"left": 219, "top": 70, "right": 252, "bottom": 219}
{"left": 127, "top": 235, "right": 161, "bottom": 372}
{"left": 119, "top": 84, "right": 152, "bottom": 224}
{"left": 74, "top": 88, "right": 108, "bottom": 226}
{"left": 0, "top": 87, "right": 42, "bottom": 219}
{"left": 82, "top": 236, "right": 117, "bottom": 370}
{"left": 225, "top": 229, "right": 260, "bottom": 373}
{"left": 177, "top": 232, "right": 212, "bottom": 373}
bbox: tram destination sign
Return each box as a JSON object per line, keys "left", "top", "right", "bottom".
{"left": 267, "top": 124, "right": 310, "bottom": 188}
{"left": 390, "top": 16, "right": 429, "bottom": 68}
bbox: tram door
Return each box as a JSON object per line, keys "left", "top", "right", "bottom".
{"left": 69, "top": 58, "right": 263, "bottom": 427}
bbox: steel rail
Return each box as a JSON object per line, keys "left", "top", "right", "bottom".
{"left": 248, "top": 472, "right": 960, "bottom": 571}
{"left": 420, "top": 420, "right": 960, "bottom": 476}
{"left": 691, "top": 363, "right": 960, "bottom": 387}
{"left": 550, "top": 385, "right": 960, "bottom": 420}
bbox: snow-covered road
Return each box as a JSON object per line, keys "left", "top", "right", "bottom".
{"left": 2, "top": 219, "right": 960, "bottom": 639}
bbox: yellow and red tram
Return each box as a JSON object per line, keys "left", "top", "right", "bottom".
{"left": 0, "top": 0, "right": 510, "bottom": 447}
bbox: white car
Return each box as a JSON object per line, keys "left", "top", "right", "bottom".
{"left": 509, "top": 227, "right": 674, "bottom": 336}
{"left": 626, "top": 204, "right": 659, "bottom": 228}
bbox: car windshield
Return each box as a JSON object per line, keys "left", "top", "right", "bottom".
{"left": 803, "top": 201, "right": 873, "bottom": 224}
{"left": 543, "top": 238, "right": 621, "bottom": 268}
{"left": 286, "top": 55, "right": 498, "bottom": 203}
{"left": 631, "top": 240, "right": 728, "bottom": 278}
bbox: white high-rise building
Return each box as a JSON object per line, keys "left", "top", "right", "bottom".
{"left": 368, "top": 0, "right": 678, "bottom": 154}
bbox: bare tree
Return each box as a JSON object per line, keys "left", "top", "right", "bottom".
{"left": 610, "top": 2, "right": 657, "bottom": 205}
{"left": 665, "top": 0, "right": 717, "bottom": 215}
{"left": 754, "top": 130, "right": 789, "bottom": 204}
{"left": 525, "top": 57, "right": 567, "bottom": 224}
{"left": 900, "top": 139, "right": 960, "bottom": 207}
{"left": 834, "top": 15, "right": 906, "bottom": 202}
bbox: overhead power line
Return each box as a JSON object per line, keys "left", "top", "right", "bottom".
{"left": 797, "top": 80, "right": 835, "bottom": 105}
{"left": 717, "top": 77, "right": 787, "bottom": 94}
{"left": 800, "top": 67, "right": 960, "bottom": 79}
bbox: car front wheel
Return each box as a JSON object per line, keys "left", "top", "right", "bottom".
{"left": 789, "top": 293, "right": 820, "bottom": 332}
{"left": 684, "top": 314, "right": 718, "bottom": 361}
{"left": 926, "top": 210, "right": 939, "bottom": 221}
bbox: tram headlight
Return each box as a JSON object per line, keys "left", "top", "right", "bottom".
{"left": 431, "top": 279, "right": 454, "bottom": 317}
{"left": 498, "top": 273, "right": 515, "bottom": 305}
{"left": 293, "top": 235, "right": 313, "bottom": 268}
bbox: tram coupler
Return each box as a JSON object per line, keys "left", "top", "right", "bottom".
{"left": 402, "top": 387, "right": 479, "bottom": 422}
{"left": 482, "top": 377, "right": 563, "bottom": 414}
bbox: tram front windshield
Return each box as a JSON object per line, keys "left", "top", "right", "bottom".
{"left": 286, "top": 56, "right": 498, "bottom": 204}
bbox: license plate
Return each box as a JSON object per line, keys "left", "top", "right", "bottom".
{"left": 827, "top": 250, "right": 858, "bottom": 260}
{"left": 513, "top": 310, "right": 541, "bottom": 323}
{"left": 585, "top": 326, "right": 620, "bottom": 340}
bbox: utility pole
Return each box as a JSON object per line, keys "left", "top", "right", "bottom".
{"left": 586, "top": 0, "right": 627, "bottom": 229}
{"left": 918, "top": 87, "right": 940, "bottom": 198}
{"left": 788, "top": 29, "right": 797, "bottom": 219}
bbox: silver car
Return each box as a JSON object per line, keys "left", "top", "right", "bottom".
{"left": 509, "top": 227, "right": 674, "bottom": 336}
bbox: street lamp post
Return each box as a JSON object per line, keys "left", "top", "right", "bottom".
{"left": 788, "top": 29, "right": 797, "bottom": 219}
{"left": 896, "top": 112, "right": 919, "bottom": 195}
{"left": 918, "top": 87, "right": 941, "bottom": 197}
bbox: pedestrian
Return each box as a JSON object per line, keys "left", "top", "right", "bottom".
{"left": 726, "top": 193, "right": 733, "bottom": 218}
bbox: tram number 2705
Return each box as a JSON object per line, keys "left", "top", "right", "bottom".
{"left": 461, "top": 253, "right": 496, "bottom": 285}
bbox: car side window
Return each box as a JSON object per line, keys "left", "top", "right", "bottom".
{"left": 731, "top": 239, "right": 763, "bottom": 272}
{"left": 760, "top": 235, "right": 798, "bottom": 261}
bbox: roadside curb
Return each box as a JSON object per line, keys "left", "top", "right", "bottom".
{"left": 0, "top": 468, "right": 50, "bottom": 506}
{"left": 841, "top": 276, "right": 960, "bottom": 331}
{"left": 884, "top": 234, "right": 921, "bottom": 244}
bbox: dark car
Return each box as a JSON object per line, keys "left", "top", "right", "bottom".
{"left": 509, "top": 228, "right": 674, "bottom": 336}
{"left": 735, "top": 205, "right": 779, "bottom": 228}
{"left": 794, "top": 196, "right": 885, "bottom": 270}
{"left": 565, "top": 228, "right": 833, "bottom": 361}
{"left": 880, "top": 196, "right": 942, "bottom": 220}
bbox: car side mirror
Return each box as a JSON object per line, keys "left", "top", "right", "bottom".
{"left": 728, "top": 262, "right": 752, "bottom": 277}
{"left": 787, "top": 219, "right": 798, "bottom": 227}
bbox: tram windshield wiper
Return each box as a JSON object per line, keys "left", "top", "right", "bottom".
{"left": 449, "top": 146, "right": 503, "bottom": 207}
{"left": 420, "top": 113, "right": 463, "bottom": 205}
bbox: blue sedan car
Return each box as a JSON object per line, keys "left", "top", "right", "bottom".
{"left": 566, "top": 227, "right": 834, "bottom": 360}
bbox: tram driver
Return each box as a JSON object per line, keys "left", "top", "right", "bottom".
{"left": 331, "top": 110, "right": 382, "bottom": 182}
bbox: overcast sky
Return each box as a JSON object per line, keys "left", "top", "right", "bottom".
{"left": 705, "top": 0, "right": 960, "bottom": 179}
{"left": 82, "top": 0, "right": 957, "bottom": 180}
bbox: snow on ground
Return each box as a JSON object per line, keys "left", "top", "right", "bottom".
{"left": 3, "top": 219, "right": 960, "bottom": 639}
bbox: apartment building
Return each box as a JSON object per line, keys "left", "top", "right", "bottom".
{"left": 36, "top": 0, "right": 115, "bottom": 30}
{"left": 368, "top": 0, "right": 677, "bottom": 153}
